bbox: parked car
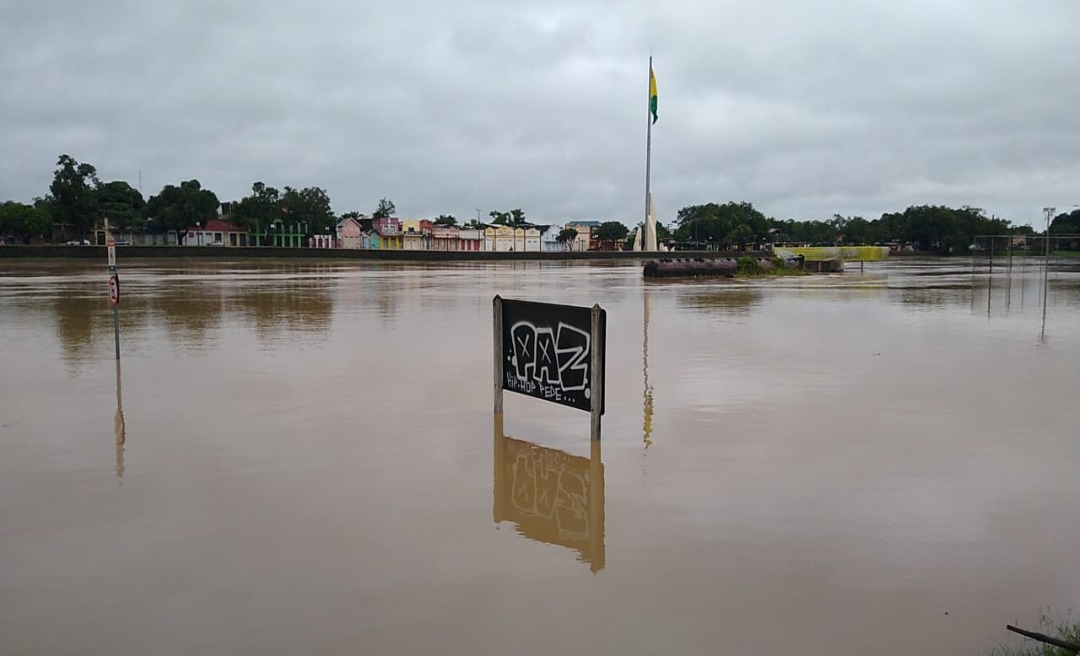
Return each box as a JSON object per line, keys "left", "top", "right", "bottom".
{"left": 65, "top": 239, "right": 91, "bottom": 246}
{"left": 114, "top": 239, "right": 130, "bottom": 246}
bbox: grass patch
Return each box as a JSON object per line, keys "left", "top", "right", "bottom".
{"left": 991, "top": 610, "right": 1080, "bottom": 656}
{"left": 734, "top": 255, "right": 809, "bottom": 277}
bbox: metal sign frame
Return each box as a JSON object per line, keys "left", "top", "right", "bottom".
{"left": 493, "top": 295, "right": 607, "bottom": 441}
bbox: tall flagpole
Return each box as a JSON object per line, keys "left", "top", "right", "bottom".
{"left": 644, "top": 55, "right": 653, "bottom": 250}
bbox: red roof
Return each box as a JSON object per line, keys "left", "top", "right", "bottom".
{"left": 201, "top": 219, "right": 244, "bottom": 232}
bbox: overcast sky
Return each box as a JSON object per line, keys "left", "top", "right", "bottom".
{"left": 2, "top": 0, "right": 1078, "bottom": 227}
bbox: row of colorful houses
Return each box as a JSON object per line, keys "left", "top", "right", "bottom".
{"left": 85, "top": 206, "right": 613, "bottom": 252}
{"left": 329, "top": 217, "right": 603, "bottom": 252}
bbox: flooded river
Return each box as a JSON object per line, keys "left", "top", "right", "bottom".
{"left": 1, "top": 257, "right": 1078, "bottom": 655}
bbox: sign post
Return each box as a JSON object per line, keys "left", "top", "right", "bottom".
{"left": 105, "top": 219, "right": 120, "bottom": 360}
{"left": 493, "top": 296, "right": 607, "bottom": 440}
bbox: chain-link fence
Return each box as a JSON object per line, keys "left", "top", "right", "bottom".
{"left": 972, "top": 234, "right": 1080, "bottom": 260}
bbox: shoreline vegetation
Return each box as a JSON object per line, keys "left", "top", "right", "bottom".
{"left": 3, "top": 155, "right": 1079, "bottom": 256}
{"left": 735, "top": 255, "right": 809, "bottom": 277}
{"left": 992, "top": 610, "right": 1080, "bottom": 656}
{"left": 0, "top": 244, "right": 948, "bottom": 264}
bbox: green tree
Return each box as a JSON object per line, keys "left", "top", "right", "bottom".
{"left": 834, "top": 215, "right": 881, "bottom": 245}
{"left": 433, "top": 214, "right": 457, "bottom": 226}
{"left": 596, "top": 221, "right": 628, "bottom": 242}
{"left": 557, "top": 227, "right": 577, "bottom": 245}
{"left": 49, "top": 154, "right": 99, "bottom": 237}
{"left": 0, "top": 202, "right": 52, "bottom": 243}
{"left": 280, "top": 186, "right": 334, "bottom": 234}
{"left": 96, "top": 181, "right": 145, "bottom": 232}
{"left": 145, "top": 180, "right": 219, "bottom": 244}
{"left": 489, "top": 209, "right": 526, "bottom": 227}
{"left": 231, "top": 182, "right": 281, "bottom": 230}
{"left": 673, "top": 201, "right": 770, "bottom": 248}
{"left": 1050, "top": 209, "right": 1080, "bottom": 235}
{"left": 373, "top": 197, "right": 396, "bottom": 219}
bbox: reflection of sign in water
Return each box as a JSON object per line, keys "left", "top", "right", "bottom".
{"left": 114, "top": 359, "right": 125, "bottom": 484}
{"left": 493, "top": 416, "right": 605, "bottom": 572}
{"left": 498, "top": 298, "right": 606, "bottom": 414}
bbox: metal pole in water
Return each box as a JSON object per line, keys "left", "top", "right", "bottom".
{"left": 105, "top": 218, "right": 120, "bottom": 359}
{"left": 1041, "top": 208, "right": 1054, "bottom": 341}
{"left": 492, "top": 296, "right": 503, "bottom": 414}
{"left": 590, "top": 304, "right": 605, "bottom": 442}
{"left": 1020, "top": 237, "right": 1027, "bottom": 308}
{"left": 1005, "top": 235, "right": 1013, "bottom": 309}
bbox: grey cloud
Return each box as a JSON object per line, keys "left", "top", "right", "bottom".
{"left": 2, "top": 0, "right": 1078, "bottom": 228}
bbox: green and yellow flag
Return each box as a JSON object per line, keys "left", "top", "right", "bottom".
{"left": 649, "top": 65, "right": 658, "bottom": 124}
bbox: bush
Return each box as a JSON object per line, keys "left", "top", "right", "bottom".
{"left": 736, "top": 256, "right": 765, "bottom": 275}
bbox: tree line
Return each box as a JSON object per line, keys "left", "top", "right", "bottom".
{"left": 0, "top": 155, "right": 403, "bottom": 244}
{"left": 667, "top": 201, "right": 1040, "bottom": 253}
{"left": 0, "top": 154, "right": 1064, "bottom": 252}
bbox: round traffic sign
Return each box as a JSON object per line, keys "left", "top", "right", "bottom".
{"left": 109, "top": 274, "right": 120, "bottom": 307}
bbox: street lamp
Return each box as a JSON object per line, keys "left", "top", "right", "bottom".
{"left": 195, "top": 221, "right": 201, "bottom": 246}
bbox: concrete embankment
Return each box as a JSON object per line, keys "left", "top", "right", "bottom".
{"left": 0, "top": 245, "right": 770, "bottom": 262}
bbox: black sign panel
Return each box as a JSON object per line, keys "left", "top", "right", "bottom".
{"left": 499, "top": 298, "right": 605, "bottom": 414}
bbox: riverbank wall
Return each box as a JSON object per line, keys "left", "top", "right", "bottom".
{"left": 0, "top": 246, "right": 774, "bottom": 262}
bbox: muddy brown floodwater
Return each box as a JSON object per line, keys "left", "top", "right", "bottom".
{"left": 1, "top": 257, "right": 1078, "bottom": 655}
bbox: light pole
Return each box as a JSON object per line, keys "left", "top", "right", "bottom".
{"left": 195, "top": 221, "right": 201, "bottom": 246}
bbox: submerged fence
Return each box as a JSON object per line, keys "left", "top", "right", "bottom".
{"left": 971, "top": 234, "right": 1080, "bottom": 342}
{"left": 972, "top": 234, "right": 1080, "bottom": 261}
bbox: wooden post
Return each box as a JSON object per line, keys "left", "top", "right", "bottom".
{"left": 493, "top": 295, "right": 504, "bottom": 416}
{"left": 493, "top": 411, "right": 505, "bottom": 523}
{"left": 589, "top": 304, "right": 604, "bottom": 441}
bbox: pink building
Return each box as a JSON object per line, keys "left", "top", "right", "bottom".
{"left": 372, "top": 217, "right": 403, "bottom": 250}
{"left": 187, "top": 219, "right": 249, "bottom": 247}
{"left": 336, "top": 217, "right": 363, "bottom": 249}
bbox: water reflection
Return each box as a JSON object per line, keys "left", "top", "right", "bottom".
{"left": 642, "top": 288, "right": 654, "bottom": 450}
{"left": 228, "top": 281, "right": 334, "bottom": 345}
{"left": 675, "top": 286, "right": 763, "bottom": 318}
{"left": 152, "top": 287, "right": 224, "bottom": 350}
{"left": 492, "top": 413, "right": 605, "bottom": 572}
{"left": 54, "top": 292, "right": 101, "bottom": 367}
{"left": 968, "top": 258, "right": 1080, "bottom": 343}
{"left": 46, "top": 271, "right": 337, "bottom": 359}
{"left": 114, "top": 359, "right": 125, "bottom": 484}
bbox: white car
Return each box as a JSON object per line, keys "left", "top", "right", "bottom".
{"left": 65, "top": 239, "right": 91, "bottom": 246}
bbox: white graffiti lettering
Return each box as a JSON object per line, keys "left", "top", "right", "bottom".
{"left": 508, "top": 321, "right": 590, "bottom": 395}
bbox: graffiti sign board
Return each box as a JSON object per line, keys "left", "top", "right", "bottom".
{"left": 496, "top": 297, "right": 606, "bottom": 414}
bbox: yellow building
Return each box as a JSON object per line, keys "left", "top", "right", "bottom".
{"left": 484, "top": 225, "right": 542, "bottom": 252}
{"left": 484, "top": 225, "right": 516, "bottom": 252}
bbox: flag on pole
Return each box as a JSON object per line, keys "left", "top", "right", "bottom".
{"left": 649, "top": 65, "right": 658, "bottom": 124}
